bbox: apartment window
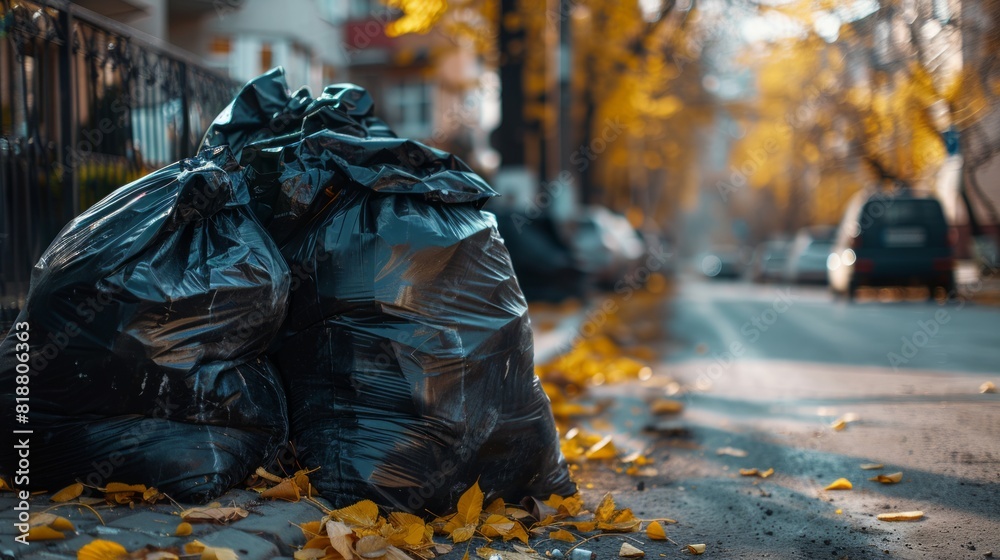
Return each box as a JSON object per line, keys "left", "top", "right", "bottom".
{"left": 260, "top": 43, "right": 273, "bottom": 73}
{"left": 384, "top": 81, "right": 434, "bottom": 139}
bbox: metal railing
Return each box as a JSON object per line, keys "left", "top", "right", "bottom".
{"left": 1, "top": 0, "right": 237, "bottom": 325}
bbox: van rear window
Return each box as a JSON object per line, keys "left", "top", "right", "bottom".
{"left": 867, "top": 200, "right": 946, "bottom": 227}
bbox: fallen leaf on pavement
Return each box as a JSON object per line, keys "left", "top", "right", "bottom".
{"left": 332, "top": 499, "right": 381, "bottom": 529}
{"left": 650, "top": 399, "right": 684, "bottom": 415}
{"left": 175, "top": 522, "right": 193, "bottom": 537}
{"left": 860, "top": 463, "right": 884, "bottom": 470}
{"left": 739, "top": 467, "right": 774, "bottom": 478}
{"left": 716, "top": 447, "right": 748, "bottom": 457}
{"left": 685, "top": 544, "right": 706, "bottom": 555}
{"left": 585, "top": 435, "right": 618, "bottom": 460}
{"left": 981, "top": 381, "right": 997, "bottom": 394}
{"left": 544, "top": 494, "right": 584, "bottom": 517}
{"left": 620, "top": 542, "right": 645, "bottom": 558}
{"left": 355, "top": 535, "right": 389, "bottom": 559}
{"left": 877, "top": 510, "right": 924, "bottom": 521}
{"left": 870, "top": 472, "right": 903, "bottom": 484}
{"left": 77, "top": 539, "right": 129, "bottom": 560}
{"left": 646, "top": 521, "right": 668, "bottom": 540}
{"left": 326, "top": 520, "right": 356, "bottom": 560}
{"left": 593, "top": 493, "right": 640, "bottom": 532}
{"left": 0, "top": 477, "right": 10, "bottom": 492}
{"left": 824, "top": 478, "right": 853, "bottom": 490}
{"left": 261, "top": 478, "right": 301, "bottom": 502}
{"left": 50, "top": 482, "right": 84, "bottom": 502}
{"left": 550, "top": 528, "right": 577, "bottom": 542}
{"left": 830, "top": 418, "right": 847, "bottom": 431}
{"left": 104, "top": 482, "right": 149, "bottom": 504}
{"left": 26, "top": 525, "right": 66, "bottom": 541}
{"left": 180, "top": 506, "right": 249, "bottom": 524}
{"left": 184, "top": 540, "right": 239, "bottom": 560}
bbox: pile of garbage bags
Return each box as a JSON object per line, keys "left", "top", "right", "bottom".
{"left": 0, "top": 69, "right": 574, "bottom": 511}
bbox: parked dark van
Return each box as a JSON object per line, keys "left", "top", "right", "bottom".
{"left": 828, "top": 189, "right": 954, "bottom": 299}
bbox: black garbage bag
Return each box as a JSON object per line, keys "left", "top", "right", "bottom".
{"left": 0, "top": 147, "right": 290, "bottom": 502}
{"left": 490, "top": 207, "right": 587, "bottom": 303}
{"left": 204, "top": 69, "right": 576, "bottom": 513}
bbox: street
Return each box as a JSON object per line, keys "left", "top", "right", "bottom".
{"left": 567, "top": 276, "right": 1000, "bottom": 560}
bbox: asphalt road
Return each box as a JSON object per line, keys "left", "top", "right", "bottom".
{"left": 567, "top": 276, "right": 1000, "bottom": 560}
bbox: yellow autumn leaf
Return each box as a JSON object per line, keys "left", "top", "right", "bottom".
{"left": 105, "top": 482, "right": 145, "bottom": 493}
{"left": 505, "top": 521, "right": 530, "bottom": 544}
{"left": 143, "top": 487, "right": 163, "bottom": 503}
{"left": 261, "top": 479, "right": 301, "bottom": 502}
{"left": 830, "top": 418, "right": 847, "bottom": 431}
{"left": 585, "top": 435, "right": 618, "bottom": 460}
{"left": 760, "top": 468, "right": 774, "bottom": 478}
{"left": 293, "top": 470, "right": 313, "bottom": 494}
{"left": 550, "top": 529, "right": 577, "bottom": 542}
{"left": 594, "top": 493, "right": 617, "bottom": 523}
{"left": 646, "top": 521, "right": 667, "bottom": 540}
{"left": 386, "top": 511, "right": 428, "bottom": 546}
{"left": 451, "top": 524, "right": 476, "bottom": 543}
{"left": 300, "top": 520, "right": 323, "bottom": 538}
{"left": 303, "top": 535, "right": 332, "bottom": 550}
{"left": 877, "top": 510, "right": 923, "bottom": 521}
{"left": 479, "top": 514, "right": 516, "bottom": 538}
{"left": 27, "top": 525, "right": 65, "bottom": 541}
{"left": 543, "top": 494, "right": 583, "bottom": 517}
{"left": 825, "top": 478, "right": 853, "bottom": 490}
{"left": 739, "top": 468, "right": 759, "bottom": 476}
{"left": 0, "top": 477, "right": 11, "bottom": 492}
{"left": 650, "top": 399, "right": 684, "bottom": 415}
{"left": 979, "top": 381, "right": 996, "bottom": 393}
{"left": 184, "top": 541, "right": 239, "bottom": 560}
{"left": 860, "top": 463, "right": 884, "bottom": 470}
{"left": 77, "top": 539, "right": 129, "bottom": 560}
{"left": 870, "top": 472, "right": 903, "bottom": 484}
{"left": 50, "top": 516, "right": 74, "bottom": 532}
{"left": 562, "top": 521, "right": 597, "bottom": 532}
{"left": 456, "top": 482, "right": 484, "bottom": 527}
{"left": 686, "top": 544, "right": 706, "bottom": 555}
{"left": 355, "top": 535, "right": 389, "bottom": 559}
{"left": 176, "top": 522, "right": 193, "bottom": 537}
{"left": 180, "top": 506, "right": 249, "bottom": 523}
{"left": 51, "top": 482, "right": 84, "bottom": 502}
{"left": 326, "top": 520, "right": 356, "bottom": 560}
{"left": 332, "top": 500, "right": 381, "bottom": 528}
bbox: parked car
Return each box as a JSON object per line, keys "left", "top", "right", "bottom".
{"left": 749, "top": 240, "right": 791, "bottom": 283}
{"left": 828, "top": 189, "right": 954, "bottom": 300}
{"left": 565, "top": 206, "right": 646, "bottom": 289}
{"left": 786, "top": 226, "right": 835, "bottom": 284}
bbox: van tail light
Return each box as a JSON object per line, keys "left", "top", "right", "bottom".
{"left": 933, "top": 257, "right": 954, "bottom": 271}
{"left": 854, "top": 258, "right": 874, "bottom": 273}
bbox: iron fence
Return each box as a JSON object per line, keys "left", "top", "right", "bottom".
{"left": 1, "top": 0, "right": 237, "bottom": 326}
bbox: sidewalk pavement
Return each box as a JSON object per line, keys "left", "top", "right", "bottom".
{"left": 0, "top": 304, "right": 589, "bottom": 559}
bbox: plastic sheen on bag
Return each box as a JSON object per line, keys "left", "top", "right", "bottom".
{"left": 0, "top": 147, "right": 290, "bottom": 502}
{"left": 203, "top": 69, "right": 576, "bottom": 513}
